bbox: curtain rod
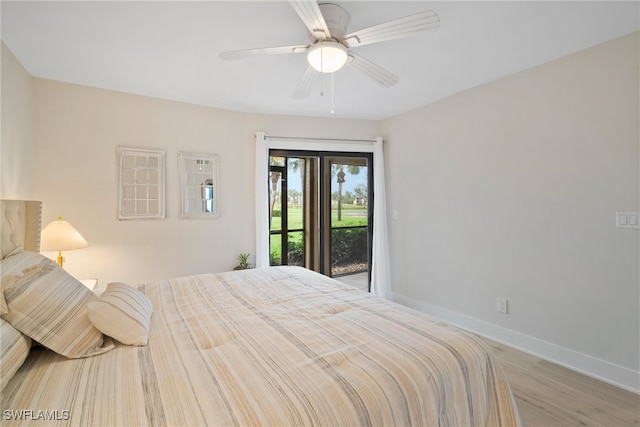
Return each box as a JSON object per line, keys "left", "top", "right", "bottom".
{"left": 264, "top": 135, "right": 379, "bottom": 144}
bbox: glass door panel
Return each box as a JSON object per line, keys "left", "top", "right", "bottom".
{"left": 269, "top": 156, "right": 307, "bottom": 267}
{"left": 326, "top": 157, "right": 371, "bottom": 281}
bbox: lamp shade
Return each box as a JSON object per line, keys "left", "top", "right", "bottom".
{"left": 307, "top": 41, "right": 348, "bottom": 73}
{"left": 41, "top": 217, "right": 89, "bottom": 251}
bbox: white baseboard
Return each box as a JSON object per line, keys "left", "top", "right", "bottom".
{"left": 391, "top": 292, "right": 640, "bottom": 394}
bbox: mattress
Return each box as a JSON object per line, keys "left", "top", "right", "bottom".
{"left": 2, "top": 266, "right": 520, "bottom": 426}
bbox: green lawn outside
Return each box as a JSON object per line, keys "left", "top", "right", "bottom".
{"left": 270, "top": 206, "right": 368, "bottom": 265}
{"left": 270, "top": 206, "right": 367, "bottom": 231}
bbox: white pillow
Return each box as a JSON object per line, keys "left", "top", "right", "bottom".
{"left": 1, "top": 251, "right": 41, "bottom": 315}
{"left": 1, "top": 252, "right": 114, "bottom": 358}
{"left": 87, "top": 282, "right": 153, "bottom": 346}
{"left": 0, "top": 318, "right": 31, "bottom": 391}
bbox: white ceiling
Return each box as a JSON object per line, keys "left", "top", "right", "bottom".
{"left": 2, "top": 1, "right": 639, "bottom": 120}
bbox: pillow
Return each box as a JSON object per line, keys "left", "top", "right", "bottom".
{"left": 0, "top": 275, "right": 14, "bottom": 315}
{"left": 87, "top": 282, "right": 153, "bottom": 346}
{"left": 0, "top": 318, "right": 31, "bottom": 391}
{"left": 0, "top": 251, "right": 46, "bottom": 315}
{"left": 1, "top": 252, "right": 115, "bottom": 358}
{"left": 5, "top": 246, "right": 23, "bottom": 259}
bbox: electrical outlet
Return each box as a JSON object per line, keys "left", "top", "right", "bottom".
{"left": 497, "top": 297, "right": 508, "bottom": 314}
{"left": 616, "top": 212, "right": 640, "bottom": 229}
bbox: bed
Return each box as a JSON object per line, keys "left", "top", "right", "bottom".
{"left": 1, "top": 199, "right": 520, "bottom": 426}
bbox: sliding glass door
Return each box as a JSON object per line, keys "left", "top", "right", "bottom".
{"left": 268, "top": 150, "right": 372, "bottom": 291}
{"left": 323, "top": 156, "right": 371, "bottom": 284}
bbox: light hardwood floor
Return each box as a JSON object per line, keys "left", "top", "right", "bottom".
{"left": 482, "top": 338, "right": 639, "bottom": 426}
{"left": 338, "top": 274, "right": 638, "bottom": 425}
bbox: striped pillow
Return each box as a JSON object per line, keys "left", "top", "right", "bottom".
{"left": 1, "top": 252, "right": 114, "bottom": 358}
{"left": 0, "top": 251, "right": 45, "bottom": 315}
{"left": 87, "top": 282, "right": 153, "bottom": 346}
{"left": 0, "top": 318, "right": 31, "bottom": 391}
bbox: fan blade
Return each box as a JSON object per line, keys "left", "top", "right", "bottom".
{"left": 293, "top": 65, "right": 320, "bottom": 99}
{"left": 289, "top": 0, "right": 331, "bottom": 40}
{"left": 343, "top": 10, "right": 439, "bottom": 48}
{"left": 347, "top": 52, "right": 399, "bottom": 88}
{"left": 220, "top": 45, "right": 308, "bottom": 60}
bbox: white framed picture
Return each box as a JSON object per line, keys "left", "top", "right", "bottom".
{"left": 117, "top": 147, "right": 166, "bottom": 220}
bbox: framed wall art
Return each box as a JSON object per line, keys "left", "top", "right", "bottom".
{"left": 117, "top": 147, "right": 165, "bottom": 220}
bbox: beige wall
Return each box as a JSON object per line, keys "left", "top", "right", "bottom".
{"left": 1, "top": 42, "right": 35, "bottom": 199}
{"left": 30, "top": 78, "right": 380, "bottom": 285}
{"left": 382, "top": 32, "right": 639, "bottom": 390}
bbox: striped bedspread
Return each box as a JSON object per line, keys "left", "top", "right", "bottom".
{"left": 2, "top": 266, "right": 520, "bottom": 426}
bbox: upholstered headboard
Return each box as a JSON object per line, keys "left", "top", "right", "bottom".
{"left": 1, "top": 200, "right": 42, "bottom": 260}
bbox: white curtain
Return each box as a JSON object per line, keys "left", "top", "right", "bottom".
{"left": 254, "top": 132, "right": 270, "bottom": 268}
{"left": 254, "top": 133, "right": 392, "bottom": 298}
{"left": 370, "top": 137, "right": 392, "bottom": 298}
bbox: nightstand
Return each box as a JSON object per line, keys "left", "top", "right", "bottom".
{"left": 81, "top": 279, "right": 107, "bottom": 295}
{"left": 80, "top": 279, "right": 98, "bottom": 290}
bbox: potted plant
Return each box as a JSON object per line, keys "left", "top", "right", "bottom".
{"left": 233, "top": 253, "right": 251, "bottom": 270}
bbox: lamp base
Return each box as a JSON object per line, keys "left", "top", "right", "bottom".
{"left": 56, "top": 251, "right": 65, "bottom": 268}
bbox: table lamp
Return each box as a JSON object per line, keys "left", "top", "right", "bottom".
{"left": 40, "top": 217, "right": 89, "bottom": 267}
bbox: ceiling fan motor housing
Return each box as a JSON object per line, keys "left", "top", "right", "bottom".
{"left": 318, "top": 3, "right": 350, "bottom": 40}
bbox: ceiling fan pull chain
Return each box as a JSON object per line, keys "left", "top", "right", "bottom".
{"left": 320, "top": 46, "right": 325, "bottom": 96}
{"left": 331, "top": 72, "right": 335, "bottom": 115}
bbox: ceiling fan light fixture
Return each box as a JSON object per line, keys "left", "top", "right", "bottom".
{"left": 307, "top": 41, "right": 348, "bottom": 73}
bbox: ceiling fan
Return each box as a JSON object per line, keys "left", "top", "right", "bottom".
{"left": 220, "top": 1, "right": 440, "bottom": 99}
